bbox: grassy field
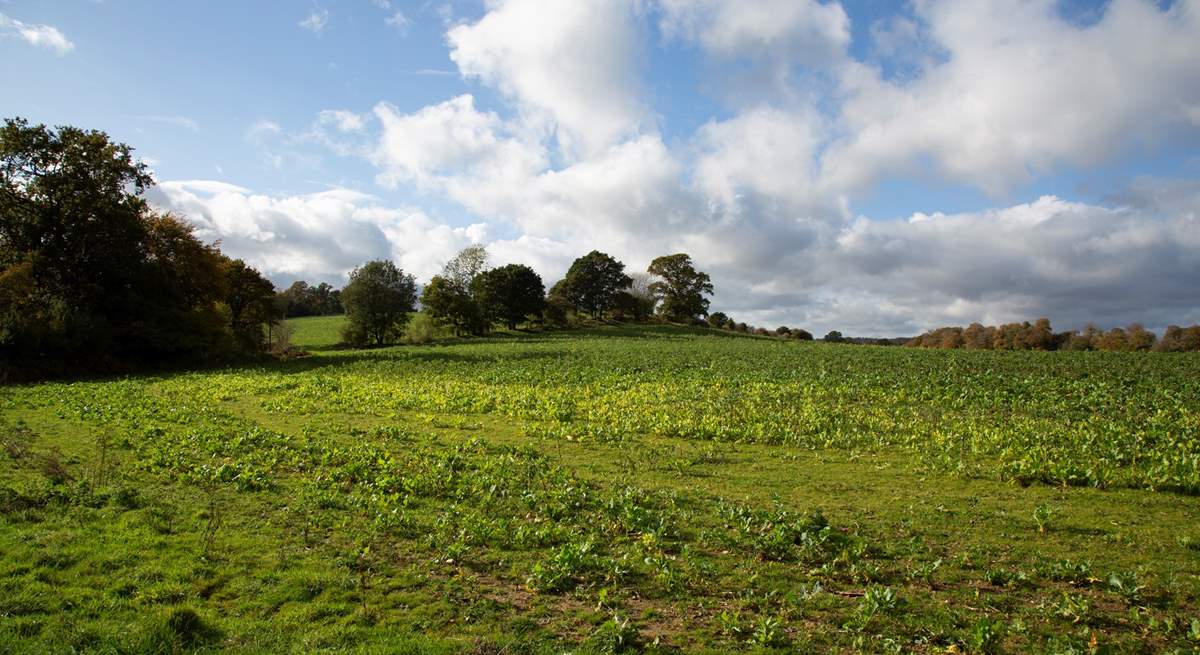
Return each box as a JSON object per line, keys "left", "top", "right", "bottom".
{"left": 2, "top": 316, "right": 1199, "bottom": 653}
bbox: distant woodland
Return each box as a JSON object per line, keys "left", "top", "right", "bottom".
{"left": 907, "top": 319, "right": 1200, "bottom": 352}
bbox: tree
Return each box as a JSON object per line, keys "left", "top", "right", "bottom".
{"left": 280, "top": 281, "right": 314, "bottom": 316}
{"left": 421, "top": 246, "right": 490, "bottom": 335}
{"left": 610, "top": 290, "right": 639, "bottom": 321}
{"left": 442, "top": 245, "right": 489, "bottom": 288}
{"left": 1125, "top": 323, "right": 1156, "bottom": 351}
{"left": 1096, "top": 327, "right": 1128, "bottom": 352}
{"left": 224, "top": 258, "right": 281, "bottom": 353}
{"left": 1025, "top": 318, "right": 1054, "bottom": 350}
{"left": 791, "top": 328, "right": 814, "bottom": 341}
{"left": 962, "top": 323, "right": 990, "bottom": 349}
{"left": 1, "top": 118, "right": 152, "bottom": 312}
{"left": 1066, "top": 324, "right": 1102, "bottom": 351}
{"left": 824, "top": 330, "right": 844, "bottom": 342}
{"left": 558, "top": 251, "right": 632, "bottom": 317}
{"left": 2, "top": 117, "right": 152, "bottom": 361}
{"left": 1156, "top": 325, "right": 1200, "bottom": 352}
{"left": 341, "top": 260, "right": 417, "bottom": 347}
{"left": 775, "top": 326, "right": 791, "bottom": 337}
{"left": 421, "top": 275, "right": 479, "bottom": 336}
{"left": 626, "top": 272, "right": 658, "bottom": 321}
{"left": 706, "top": 312, "right": 730, "bottom": 329}
{"left": 937, "top": 327, "right": 964, "bottom": 349}
{"left": 137, "top": 212, "right": 231, "bottom": 356}
{"left": 647, "top": 253, "right": 713, "bottom": 322}
{"left": 475, "top": 264, "right": 545, "bottom": 330}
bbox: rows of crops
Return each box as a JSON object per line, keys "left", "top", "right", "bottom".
{"left": 1, "top": 323, "right": 1199, "bottom": 652}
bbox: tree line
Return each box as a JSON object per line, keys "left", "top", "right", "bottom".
{"left": 336, "top": 248, "right": 719, "bottom": 347}
{"left": 277, "top": 280, "right": 342, "bottom": 318}
{"left": 906, "top": 319, "right": 1200, "bottom": 352}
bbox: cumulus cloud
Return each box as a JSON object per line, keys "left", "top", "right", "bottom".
{"left": 150, "top": 182, "right": 469, "bottom": 285}
{"left": 819, "top": 194, "right": 1200, "bottom": 333}
{"left": 692, "top": 105, "right": 831, "bottom": 213}
{"left": 823, "top": 0, "right": 1200, "bottom": 195}
{"left": 447, "top": 0, "right": 647, "bottom": 158}
{"left": 372, "top": 95, "right": 547, "bottom": 199}
{"left": 149, "top": 181, "right": 587, "bottom": 291}
{"left": 0, "top": 12, "right": 74, "bottom": 55}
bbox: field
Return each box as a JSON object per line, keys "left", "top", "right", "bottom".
{"left": 2, "top": 316, "right": 1199, "bottom": 653}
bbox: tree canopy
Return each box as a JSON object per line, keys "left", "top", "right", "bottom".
{"left": 420, "top": 246, "right": 490, "bottom": 335}
{"left": 556, "top": 251, "right": 632, "bottom": 317}
{"left": 340, "top": 260, "right": 417, "bottom": 347}
{"left": 647, "top": 253, "right": 713, "bottom": 322}
{"left": 475, "top": 263, "right": 545, "bottom": 330}
{"left": 279, "top": 281, "right": 342, "bottom": 317}
{"left": 0, "top": 117, "right": 280, "bottom": 378}
{"left": 421, "top": 275, "right": 484, "bottom": 336}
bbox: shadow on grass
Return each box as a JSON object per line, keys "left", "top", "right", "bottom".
{"left": 4, "top": 322, "right": 767, "bottom": 386}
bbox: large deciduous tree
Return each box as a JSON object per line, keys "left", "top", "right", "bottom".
{"left": 647, "top": 253, "right": 713, "bottom": 322}
{"left": 556, "top": 251, "right": 632, "bottom": 317}
{"left": 421, "top": 275, "right": 484, "bottom": 336}
{"left": 475, "top": 263, "right": 544, "bottom": 330}
{"left": 340, "top": 260, "right": 417, "bottom": 347}
{"left": 0, "top": 117, "right": 280, "bottom": 376}
{"left": 421, "top": 246, "right": 490, "bottom": 335}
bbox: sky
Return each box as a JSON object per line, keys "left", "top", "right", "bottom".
{"left": 3, "top": 0, "right": 1199, "bottom": 336}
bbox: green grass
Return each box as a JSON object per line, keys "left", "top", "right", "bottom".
{"left": 2, "top": 323, "right": 1199, "bottom": 653}
{"left": 287, "top": 314, "right": 348, "bottom": 352}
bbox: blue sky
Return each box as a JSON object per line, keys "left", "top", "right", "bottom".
{"left": 3, "top": 0, "right": 1199, "bottom": 335}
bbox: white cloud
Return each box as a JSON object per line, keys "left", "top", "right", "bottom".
{"left": 0, "top": 12, "right": 74, "bottom": 55}
{"left": 816, "top": 193, "right": 1200, "bottom": 333}
{"left": 657, "top": 0, "right": 849, "bottom": 64}
{"left": 447, "top": 0, "right": 647, "bottom": 159}
{"left": 692, "top": 106, "right": 830, "bottom": 212}
{"left": 299, "top": 8, "right": 329, "bottom": 33}
{"left": 371, "top": 95, "right": 546, "bottom": 196}
{"left": 150, "top": 182, "right": 467, "bottom": 284}
{"left": 823, "top": 0, "right": 1200, "bottom": 195}
{"left": 246, "top": 120, "right": 282, "bottom": 140}
{"left": 149, "top": 181, "right": 584, "bottom": 290}
{"left": 136, "top": 115, "right": 199, "bottom": 131}
{"left": 384, "top": 11, "right": 410, "bottom": 32}
{"left": 316, "top": 110, "right": 366, "bottom": 133}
